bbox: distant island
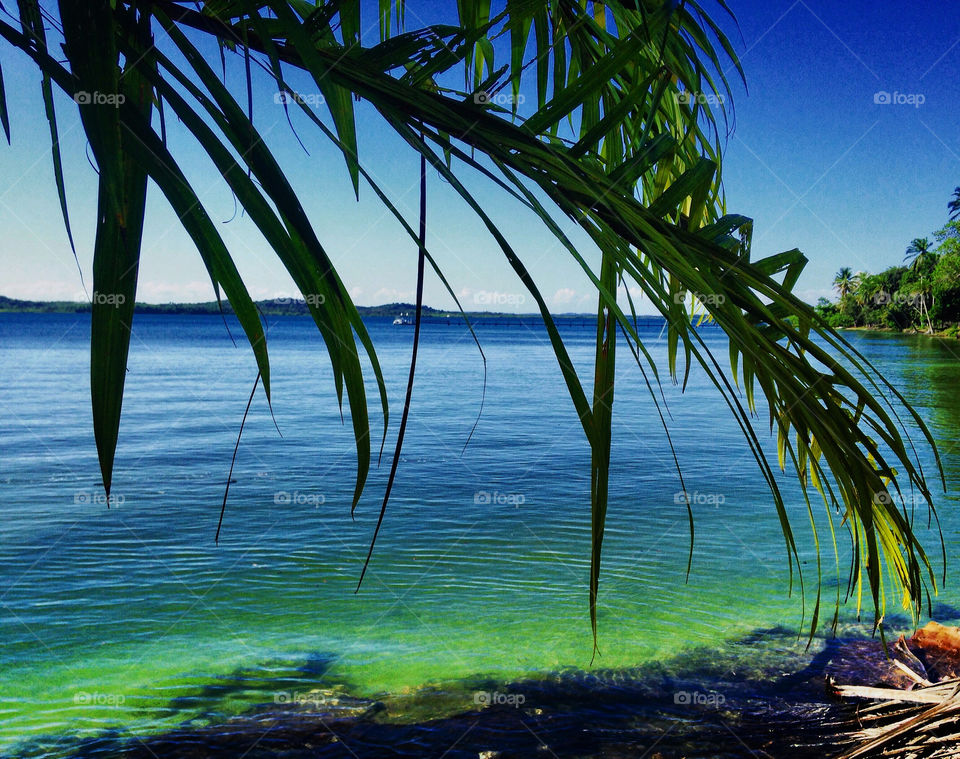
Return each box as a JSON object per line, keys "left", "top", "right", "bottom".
{"left": 0, "top": 294, "right": 602, "bottom": 321}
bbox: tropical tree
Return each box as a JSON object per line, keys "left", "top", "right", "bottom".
{"left": 0, "top": 1, "right": 943, "bottom": 649}
{"left": 931, "top": 252, "right": 960, "bottom": 327}
{"left": 935, "top": 219, "right": 960, "bottom": 256}
{"left": 906, "top": 237, "right": 936, "bottom": 266}
{"left": 932, "top": 221, "right": 960, "bottom": 326}
{"left": 905, "top": 237, "right": 937, "bottom": 333}
{"left": 833, "top": 266, "right": 860, "bottom": 324}
{"left": 833, "top": 266, "right": 857, "bottom": 298}
{"left": 949, "top": 186, "right": 960, "bottom": 220}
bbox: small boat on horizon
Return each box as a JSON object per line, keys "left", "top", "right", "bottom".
{"left": 392, "top": 313, "right": 414, "bottom": 325}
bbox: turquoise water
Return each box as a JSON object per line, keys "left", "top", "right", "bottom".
{"left": 1, "top": 314, "right": 957, "bottom": 756}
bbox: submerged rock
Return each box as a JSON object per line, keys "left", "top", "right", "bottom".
{"left": 824, "top": 637, "right": 924, "bottom": 690}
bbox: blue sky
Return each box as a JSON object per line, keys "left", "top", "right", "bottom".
{"left": 0, "top": 1, "right": 958, "bottom": 312}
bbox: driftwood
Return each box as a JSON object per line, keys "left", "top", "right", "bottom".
{"left": 832, "top": 623, "right": 960, "bottom": 758}
{"left": 831, "top": 683, "right": 951, "bottom": 706}
{"left": 837, "top": 678, "right": 960, "bottom": 758}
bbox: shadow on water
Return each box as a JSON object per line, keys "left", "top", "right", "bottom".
{"left": 163, "top": 651, "right": 338, "bottom": 718}
{"left": 5, "top": 653, "right": 349, "bottom": 759}
{"left": 5, "top": 628, "right": 880, "bottom": 759}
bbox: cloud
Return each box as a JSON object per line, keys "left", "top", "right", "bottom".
{"left": 553, "top": 287, "right": 576, "bottom": 305}
{"left": 373, "top": 287, "right": 413, "bottom": 302}
{"left": 796, "top": 287, "right": 834, "bottom": 305}
{"left": 136, "top": 280, "right": 216, "bottom": 302}
{"left": 3, "top": 280, "right": 83, "bottom": 301}
{"left": 617, "top": 284, "right": 643, "bottom": 300}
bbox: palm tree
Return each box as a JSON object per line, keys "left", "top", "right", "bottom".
{"left": 0, "top": 1, "right": 941, "bottom": 647}
{"left": 833, "top": 267, "right": 857, "bottom": 298}
{"left": 906, "top": 237, "right": 935, "bottom": 265}
{"left": 905, "top": 237, "right": 937, "bottom": 333}
{"left": 949, "top": 187, "right": 960, "bottom": 220}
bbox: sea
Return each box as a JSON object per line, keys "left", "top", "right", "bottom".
{"left": 1, "top": 312, "right": 958, "bottom": 757}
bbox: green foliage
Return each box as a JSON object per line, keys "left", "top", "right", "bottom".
{"left": 931, "top": 250, "right": 960, "bottom": 325}
{"left": 934, "top": 219, "right": 960, "bottom": 255}
{"left": 0, "top": 0, "right": 945, "bottom": 647}
{"left": 825, "top": 219, "right": 960, "bottom": 335}
{"left": 814, "top": 297, "right": 852, "bottom": 328}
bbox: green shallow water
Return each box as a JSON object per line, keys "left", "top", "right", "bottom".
{"left": 1, "top": 314, "right": 958, "bottom": 756}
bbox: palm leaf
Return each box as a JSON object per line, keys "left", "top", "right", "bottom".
{"left": 58, "top": 1, "right": 143, "bottom": 496}
{"left": 18, "top": 0, "right": 77, "bottom": 256}
{"left": 0, "top": 1, "right": 944, "bottom": 650}
{"left": 0, "top": 54, "right": 10, "bottom": 143}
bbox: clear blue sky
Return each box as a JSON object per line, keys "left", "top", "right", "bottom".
{"left": 0, "top": 1, "right": 957, "bottom": 312}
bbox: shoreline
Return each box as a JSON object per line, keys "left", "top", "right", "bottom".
{"left": 838, "top": 324, "right": 960, "bottom": 339}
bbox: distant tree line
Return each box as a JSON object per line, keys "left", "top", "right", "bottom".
{"left": 816, "top": 190, "right": 960, "bottom": 337}
{"left": 0, "top": 296, "right": 450, "bottom": 318}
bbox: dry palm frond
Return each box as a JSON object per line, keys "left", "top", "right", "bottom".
{"left": 836, "top": 678, "right": 960, "bottom": 758}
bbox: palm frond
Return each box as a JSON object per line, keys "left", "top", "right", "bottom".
{"left": 0, "top": 0, "right": 944, "bottom": 651}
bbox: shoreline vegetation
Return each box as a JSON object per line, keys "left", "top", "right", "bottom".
{"left": 815, "top": 218, "right": 960, "bottom": 339}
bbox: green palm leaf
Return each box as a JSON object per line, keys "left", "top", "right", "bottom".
{"left": 0, "top": 0, "right": 944, "bottom": 652}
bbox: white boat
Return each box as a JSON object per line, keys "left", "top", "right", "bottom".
{"left": 392, "top": 313, "right": 414, "bottom": 325}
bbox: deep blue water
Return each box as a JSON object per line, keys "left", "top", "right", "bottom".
{"left": 1, "top": 312, "right": 958, "bottom": 757}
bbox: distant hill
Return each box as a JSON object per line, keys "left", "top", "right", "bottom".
{"left": 0, "top": 295, "right": 465, "bottom": 317}
{"left": 0, "top": 295, "right": 586, "bottom": 319}
{"left": 0, "top": 295, "right": 91, "bottom": 313}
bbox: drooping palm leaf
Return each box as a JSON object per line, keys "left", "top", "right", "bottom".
{"left": 0, "top": 0, "right": 944, "bottom": 653}
{"left": 0, "top": 53, "right": 10, "bottom": 143}
{"left": 17, "top": 0, "right": 78, "bottom": 264}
